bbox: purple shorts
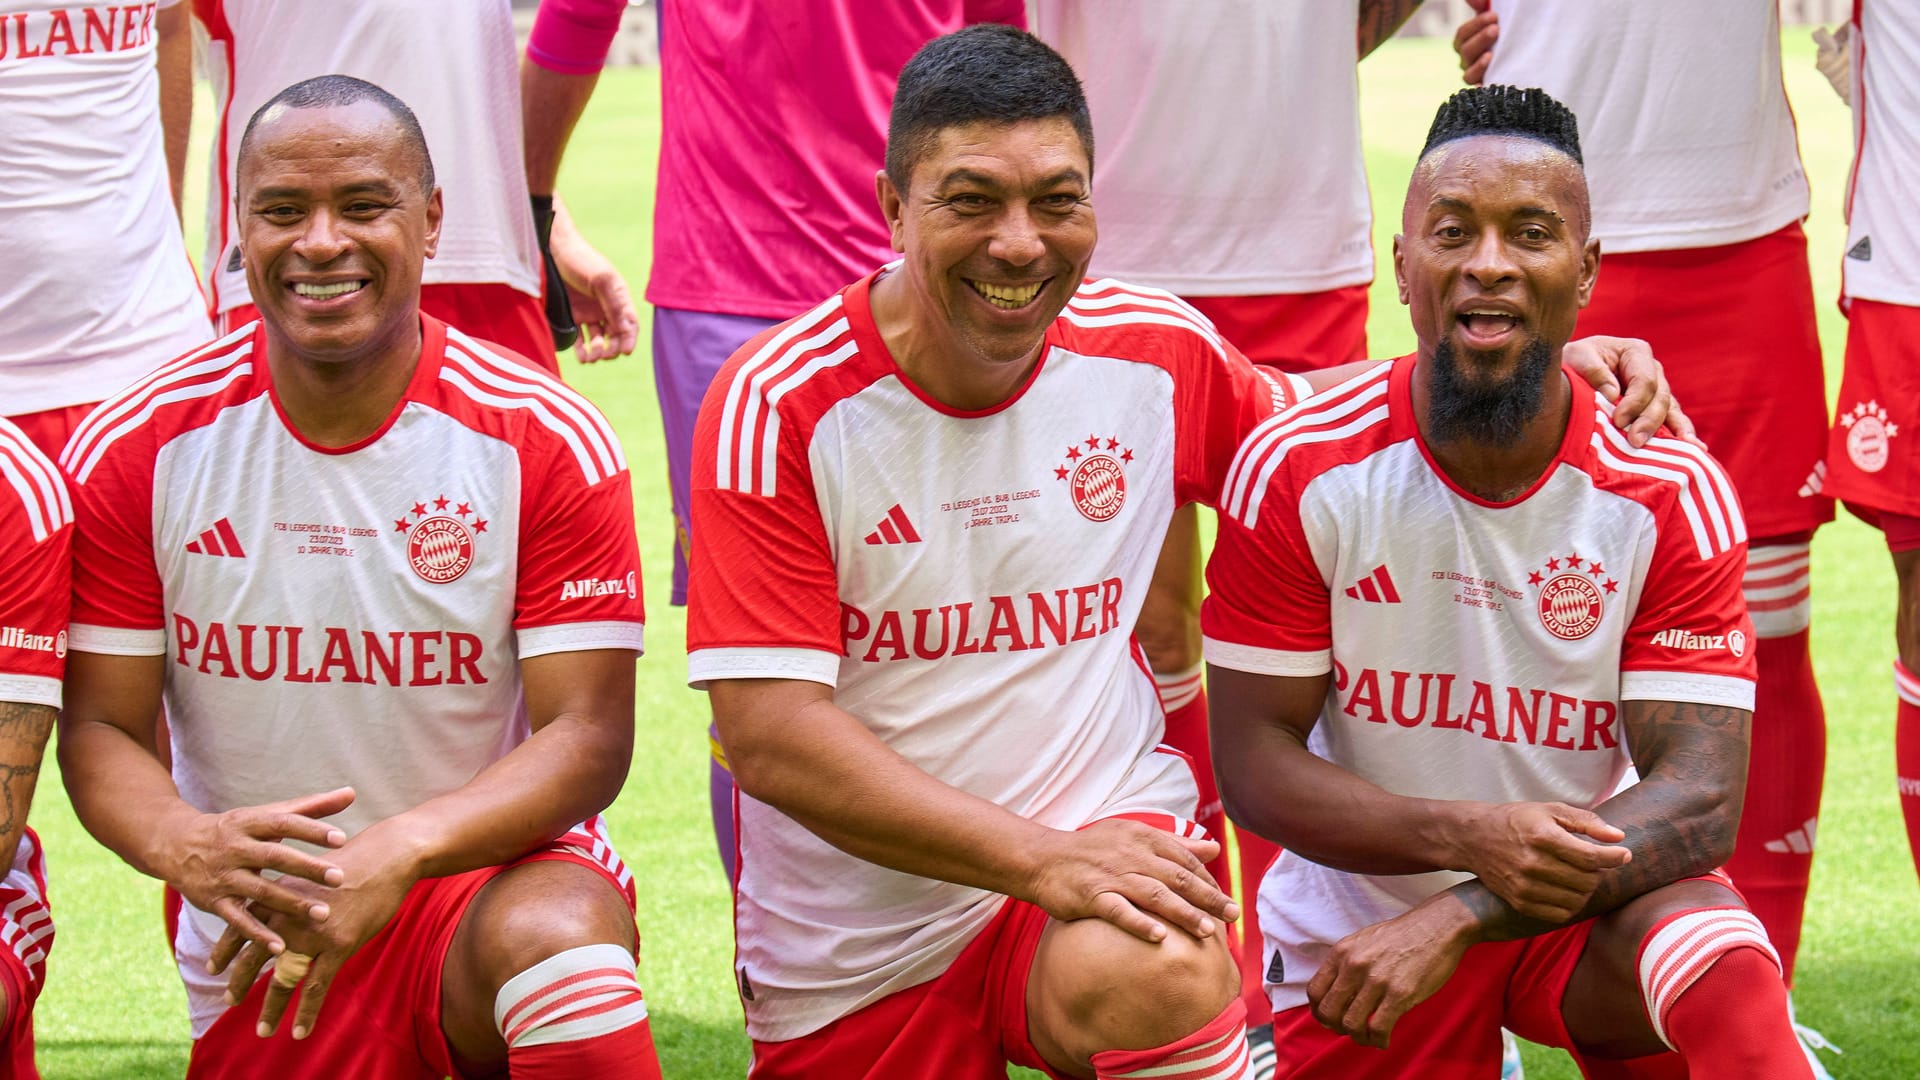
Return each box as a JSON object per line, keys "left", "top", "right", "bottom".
{"left": 651, "top": 306, "right": 779, "bottom": 605}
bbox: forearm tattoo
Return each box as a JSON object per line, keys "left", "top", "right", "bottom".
{"left": 0, "top": 703, "right": 54, "bottom": 844}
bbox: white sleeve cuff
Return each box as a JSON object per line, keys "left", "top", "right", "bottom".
{"left": 688, "top": 647, "right": 840, "bottom": 690}
{"left": 0, "top": 675, "right": 59, "bottom": 709}
{"left": 1620, "top": 671, "right": 1755, "bottom": 712}
{"left": 68, "top": 623, "right": 166, "bottom": 656}
{"left": 516, "top": 620, "right": 645, "bottom": 659}
{"left": 1201, "top": 636, "right": 1332, "bottom": 677}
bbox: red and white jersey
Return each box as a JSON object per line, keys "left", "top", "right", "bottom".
{"left": 1202, "top": 358, "right": 1756, "bottom": 1013}
{"left": 1844, "top": 0, "right": 1920, "bottom": 306}
{"left": 194, "top": 0, "right": 540, "bottom": 315}
{"left": 1028, "top": 0, "right": 1373, "bottom": 295}
{"left": 0, "top": 418, "right": 71, "bottom": 710}
{"left": 0, "top": 0, "right": 213, "bottom": 414}
{"left": 688, "top": 271, "right": 1306, "bottom": 1040}
{"left": 63, "top": 314, "right": 642, "bottom": 847}
{"left": 1485, "top": 0, "right": 1808, "bottom": 254}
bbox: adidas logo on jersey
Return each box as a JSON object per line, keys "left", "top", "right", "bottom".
{"left": 1848, "top": 236, "right": 1872, "bottom": 261}
{"left": 863, "top": 504, "right": 921, "bottom": 545}
{"left": 1763, "top": 817, "right": 1817, "bottom": 855}
{"left": 1343, "top": 565, "right": 1401, "bottom": 603}
{"left": 185, "top": 518, "right": 247, "bottom": 557}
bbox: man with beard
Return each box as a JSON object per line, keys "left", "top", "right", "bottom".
{"left": 1201, "top": 85, "right": 1811, "bottom": 1078}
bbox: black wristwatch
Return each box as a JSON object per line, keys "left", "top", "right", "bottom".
{"left": 531, "top": 194, "right": 580, "bottom": 351}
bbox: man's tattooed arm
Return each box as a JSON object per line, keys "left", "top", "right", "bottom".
{"left": 0, "top": 702, "right": 55, "bottom": 859}
{"left": 1444, "top": 698, "right": 1751, "bottom": 942}
{"left": 1358, "top": 0, "right": 1428, "bottom": 58}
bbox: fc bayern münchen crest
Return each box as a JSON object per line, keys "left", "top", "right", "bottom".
{"left": 1056, "top": 434, "right": 1134, "bottom": 522}
{"left": 394, "top": 495, "right": 488, "bottom": 584}
{"left": 1526, "top": 553, "right": 1616, "bottom": 641}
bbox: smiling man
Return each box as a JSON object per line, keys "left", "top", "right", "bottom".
{"left": 56, "top": 77, "right": 660, "bottom": 1078}
{"left": 1202, "top": 86, "right": 1809, "bottom": 1078}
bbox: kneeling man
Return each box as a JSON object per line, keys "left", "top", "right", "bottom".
{"left": 1203, "top": 86, "right": 1812, "bottom": 1079}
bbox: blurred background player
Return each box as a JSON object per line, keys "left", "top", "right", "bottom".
{"left": 1205, "top": 84, "right": 1810, "bottom": 1080}
{"left": 648, "top": 0, "right": 1024, "bottom": 880}
{"left": 1455, "top": 0, "right": 1835, "bottom": 993}
{"left": 1027, "top": 3, "right": 1425, "bottom": 1055}
{"left": 0, "top": 419, "right": 69, "bottom": 1079}
{"left": 188, "top": 0, "right": 639, "bottom": 373}
{"left": 1820, "top": 3, "right": 1920, "bottom": 900}
{"left": 57, "top": 78, "right": 659, "bottom": 1078}
{"left": 1, "top": 0, "right": 212, "bottom": 458}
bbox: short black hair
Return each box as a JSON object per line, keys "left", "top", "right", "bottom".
{"left": 1420, "top": 84, "right": 1583, "bottom": 166}
{"left": 237, "top": 74, "right": 435, "bottom": 193}
{"left": 886, "top": 24, "right": 1094, "bottom": 192}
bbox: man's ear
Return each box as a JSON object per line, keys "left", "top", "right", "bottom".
{"left": 1392, "top": 234, "right": 1410, "bottom": 305}
{"left": 1576, "top": 238, "right": 1601, "bottom": 309}
{"left": 875, "top": 170, "right": 907, "bottom": 254}
{"left": 423, "top": 186, "right": 445, "bottom": 260}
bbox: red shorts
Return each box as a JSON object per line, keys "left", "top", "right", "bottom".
{"left": 1183, "top": 285, "right": 1370, "bottom": 375}
{"left": 220, "top": 282, "right": 557, "bottom": 376}
{"left": 1828, "top": 297, "right": 1920, "bottom": 526}
{"left": 0, "top": 830, "right": 52, "bottom": 1080}
{"left": 183, "top": 824, "right": 633, "bottom": 1080}
{"left": 5, "top": 402, "right": 98, "bottom": 461}
{"left": 1573, "top": 222, "right": 1834, "bottom": 540}
{"left": 748, "top": 811, "right": 1203, "bottom": 1080}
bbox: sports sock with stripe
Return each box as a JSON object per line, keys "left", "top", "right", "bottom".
{"left": 1635, "top": 907, "right": 1809, "bottom": 1080}
{"left": 1091, "top": 997, "right": 1254, "bottom": 1080}
{"left": 493, "top": 942, "right": 661, "bottom": 1079}
{"left": 1896, "top": 661, "right": 1920, "bottom": 888}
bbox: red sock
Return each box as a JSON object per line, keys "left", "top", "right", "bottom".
{"left": 1092, "top": 997, "right": 1251, "bottom": 1080}
{"left": 1723, "top": 626, "right": 1824, "bottom": 983}
{"left": 1896, "top": 661, "right": 1920, "bottom": 888}
{"left": 1230, "top": 823, "right": 1280, "bottom": 1025}
{"left": 496, "top": 944, "right": 662, "bottom": 1079}
{"left": 1637, "top": 908, "right": 1808, "bottom": 1080}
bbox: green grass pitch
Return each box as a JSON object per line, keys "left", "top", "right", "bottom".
{"left": 27, "top": 30, "right": 1916, "bottom": 1079}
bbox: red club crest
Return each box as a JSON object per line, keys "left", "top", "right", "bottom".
{"left": 1059, "top": 434, "right": 1132, "bottom": 522}
{"left": 1537, "top": 573, "right": 1603, "bottom": 640}
{"left": 395, "top": 495, "right": 486, "bottom": 584}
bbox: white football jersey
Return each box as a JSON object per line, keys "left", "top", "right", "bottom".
{"left": 1485, "top": 0, "right": 1809, "bottom": 254}
{"left": 1843, "top": 0, "right": 1920, "bottom": 306}
{"left": 1203, "top": 359, "right": 1756, "bottom": 1013}
{"left": 0, "top": 0, "right": 213, "bottom": 414}
{"left": 688, "top": 271, "right": 1307, "bottom": 1040}
{"left": 194, "top": 0, "right": 540, "bottom": 314}
{"left": 1029, "top": 0, "right": 1373, "bottom": 295}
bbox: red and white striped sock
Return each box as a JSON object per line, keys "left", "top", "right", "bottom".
{"left": 1896, "top": 661, "right": 1920, "bottom": 887}
{"left": 1636, "top": 908, "right": 1808, "bottom": 1079}
{"left": 494, "top": 943, "right": 662, "bottom": 1079}
{"left": 1091, "top": 997, "right": 1253, "bottom": 1080}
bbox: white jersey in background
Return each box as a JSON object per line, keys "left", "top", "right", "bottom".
{"left": 688, "top": 272, "right": 1306, "bottom": 1040}
{"left": 1203, "top": 361, "right": 1756, "bottom": 1012}
{"left": 194, "top": 0, "right": 541, "bottom": 315}
{"left": 1844, "top": 0, "right": 1920, "bottom": 306}
{"left": 1027, "top": 0, "right": 1373, "bottom": 295}
{"left": 0, "top": 0, "right": 212, "bottom": 415}
{"left": 1486, "top": 0, "right": 1808, "bottom": 253}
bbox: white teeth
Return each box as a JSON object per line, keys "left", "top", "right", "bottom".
{"left": 294, "top": 281, "right": 365, "bottom": 299}
{"left": 970, "top": 280, "right": 1045, "bottom": 309}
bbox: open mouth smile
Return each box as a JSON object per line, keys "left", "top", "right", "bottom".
{"left": 966, "top": 278, "right": 1050, "bottom": 311}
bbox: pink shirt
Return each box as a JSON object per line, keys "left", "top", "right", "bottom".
{"left": 646, "top": 0, "right": 1024, "bottom": 320}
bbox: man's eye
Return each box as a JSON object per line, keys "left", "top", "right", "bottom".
{"left": 949, "top": 194, "right": 991, "bottom": 210}
{"left": 1040, "top": 194, "right": 1081, "bottom": 211}
{"left": 1437, "top": 225, "right": 1466, "bottom": 240}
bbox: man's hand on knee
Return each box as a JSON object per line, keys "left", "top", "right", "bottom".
{"left": 1306, "top": 897, "right": 1474, "bottom": 1049}
{"left": 1026, "top": 819, "right": 1237, "bottom": 943}
{"left": 165, "top": 787, "right": 355, "bottom": 955}
{"left": 1448, "top": 800, "right": 1631, "bottom": 922}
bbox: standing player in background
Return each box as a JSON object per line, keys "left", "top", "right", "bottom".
{"left": 0, "top": 420, "right": 70, "bottom": 1079}
{"left": 58, "top": 78, "right": 660, "bottom": 1078}
{"left": 648, "top": 0, "right": 1023, "bottom": 880}
{"left": 1820, "top": 3, "right": 1920, "bottom": 899}
{"left": 189, "top": 0, "right": 639, "bottom": 374}
{"left": 1027, "top": 3, "right": 1426, "bottom": 1053}
{"left": 1205, "top": 85, "right": 1810, "bottom": 1079}
{"left": 1455, "top": 0, "right": 1836, "bottom": 995}
{"left": 1, "top": 0, "right": 212, "bottom": 458}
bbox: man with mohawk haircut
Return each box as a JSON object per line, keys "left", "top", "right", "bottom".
{"left": 1205, "top": 85, "right": 1811, "bottom": 1079}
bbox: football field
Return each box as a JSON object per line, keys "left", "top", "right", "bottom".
{"left": 28, "top": 31, "right": 1918, "bottom": 1079}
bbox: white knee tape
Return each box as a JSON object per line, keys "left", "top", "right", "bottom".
{"left": 493, "top": 942, "right": 647, "bottom": 1050}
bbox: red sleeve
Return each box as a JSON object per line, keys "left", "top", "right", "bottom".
{"left": 1619, "top": 502, "right": 1757, "bottom": 709}
{"left": 513, "top": 439, "right": 646, "bottom": 658}
{"left": 67, "top": 435, "right": 167, "bottom": 654}
{"left": 1174, "top": 334, "right": 1304, "bottom": 508}
{"left": 686, "top": 353, "right": 842, "bottom": 688}
{"left": 0, "top": 475, "right": 71, "bottom": 707}
{"left": 1200, "top": 452, "right": 1333, "bottom": 677}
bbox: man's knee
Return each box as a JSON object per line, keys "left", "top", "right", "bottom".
{"left": 1031, "top": 916, "right": 1239, "bottom": 1064}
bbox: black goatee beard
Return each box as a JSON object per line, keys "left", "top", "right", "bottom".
{"left": 1427, "top": 335, "right": 1555, "bottom": 449}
